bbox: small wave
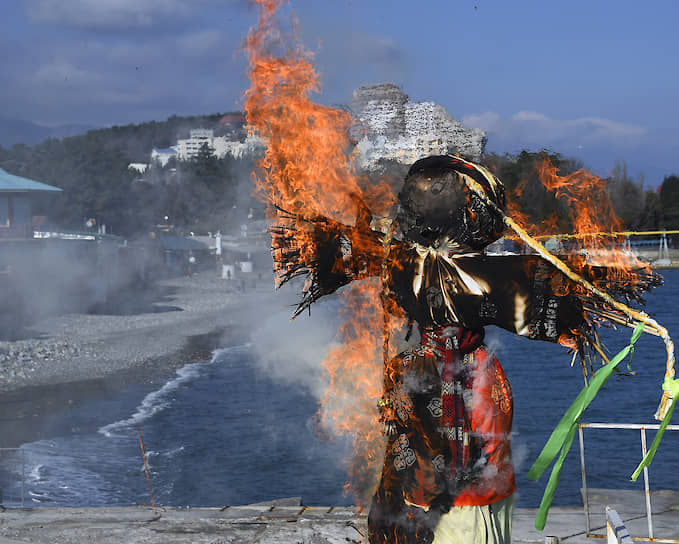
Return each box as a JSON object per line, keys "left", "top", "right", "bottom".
{"left": 163, "top": 445, "right": 185, "bottom": 457}
{"left": 28, "top": 463, "right": 45, "bottom": 483}
{"left": 29, "top": 489, "right": 54, "bottom": 503}
{"left": 20, "top": 438, "right": 129, "bottom": 506}
{"left": 28, "top": 490, "right": 50, "bottom": 498}
{"left": 99, "top": 344, "right": 249, "bottom": 437}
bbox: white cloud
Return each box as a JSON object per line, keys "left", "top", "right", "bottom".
{"left": 510, "top": 111, "right": 550, "bottom": 123}
{"left": 463, "top": 111, "right": 501, "bottom": 129}
{"left": 32, "top": 59, "right": 105, "bottom": 87}
{"left": 462, "top": 110, "right": 646, "bottom": 152}
{"left": 23, "top": 0, "right": 242, "bottom": 29}
{"left": 6, "top": 3, "right": 249, "bottom": 126}
{"left": 25, "top": 0, "right": 188, "bottom": 28}
{"left": 177, "top": 29, "right": 227, "bottom": 57}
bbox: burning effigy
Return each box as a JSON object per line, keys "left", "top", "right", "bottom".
{"left": 243, "top": 1, "right": 675, "bottom": 542}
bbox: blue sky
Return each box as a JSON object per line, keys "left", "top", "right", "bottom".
{"left": 1, "top": 0, "right": 677, "bottom": 185}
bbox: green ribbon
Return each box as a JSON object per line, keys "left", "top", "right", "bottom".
{"left": 527, "top": 322, "right": 645, "bottom": 531}
{"left": 630, "top": 376, "right": 679, "bottom": 481}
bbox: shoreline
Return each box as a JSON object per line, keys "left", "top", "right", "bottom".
{"left": 0, "top": 328, "right": 227, "bottom": 449}
{"left": 0, "top": 270, "right": 279, "bottom": 448}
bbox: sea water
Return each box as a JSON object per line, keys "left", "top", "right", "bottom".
{"left": 6, "top": 270, "right": 679, "bottom": 509}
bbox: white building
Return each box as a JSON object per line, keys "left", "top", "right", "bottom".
{"left": 151, "top": 147, "right": 178, "bottom": 167}
{"left": 150, "top": 127, "right": 264, "bottom": 165}
{"left": 351, "top": 84, "right": 487, "bottom": 170}
{"left": 212, "top": 133, "right": 265, "bottom": 160}
{"left": 128, "top": 163, "right": 149, "bottom": 174}
{"left": 176, "top": 128, "right": 215, "bottom": 160}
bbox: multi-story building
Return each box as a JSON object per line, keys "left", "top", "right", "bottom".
{"left": 150, "top": 124, "right": 264, "bottom": 165}
{"left": 176, "top": 129, "right": 215, "bottom": 160}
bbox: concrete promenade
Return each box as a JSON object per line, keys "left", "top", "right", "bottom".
{"left": 1, "top": 490, "right": 678, "bottom": 543}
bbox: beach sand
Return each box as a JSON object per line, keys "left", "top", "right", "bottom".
{"left": 0, "top": 270, "right": 280, "bottom": 447}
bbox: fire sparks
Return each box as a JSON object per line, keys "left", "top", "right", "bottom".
{"left": 244, "top": 0, "right": 399, "bottom": 504}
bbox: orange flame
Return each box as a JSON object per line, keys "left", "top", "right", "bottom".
{"left": 508, "top": 156, "right": 648, "bottom": 271}
{"left": 244, "top": 0, "right": 400, "bottom": 505}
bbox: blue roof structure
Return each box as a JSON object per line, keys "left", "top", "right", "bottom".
{"left": 153, "top": 148, "right": 177, "bottom": 154}
{"left": 0, "top": 168, "right": 62, "bottom": 192}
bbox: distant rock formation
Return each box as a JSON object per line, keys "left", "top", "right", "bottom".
{"left": 350, "top": 83, "right": 486, "bottom": 170}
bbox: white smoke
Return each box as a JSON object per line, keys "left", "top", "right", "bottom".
{"left": 247, "top": 283, "right": 343, "bottom": 400}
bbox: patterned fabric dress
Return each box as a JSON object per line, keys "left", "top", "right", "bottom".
{"left": 368, "top": 326, "right": 515, "bottom": 544}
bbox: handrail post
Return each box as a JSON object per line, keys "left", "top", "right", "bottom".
{"left": 579, "top": 424, "right": 591, "bottom": 535}
{"left": 578, "top": 422, "right": 679, "bottom": 542}
{"left": 639, "top": 427, "right": 653, "bottom": 540}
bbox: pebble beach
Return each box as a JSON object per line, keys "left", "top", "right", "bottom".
{"left": 0, "top": 271, "right": 277, "bottom": 393}
{"left": 0, "top": 270, "right": 279, "bottom": 447}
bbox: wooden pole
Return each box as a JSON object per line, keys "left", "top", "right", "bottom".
{"left": 137, "top": 427, "right": 157, "bottom": 516}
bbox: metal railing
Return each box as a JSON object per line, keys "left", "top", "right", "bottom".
{"left": 579, "top": 422, "right": 679, "bottom": 543}
{"left": 0, "top": 447, "right": 25, "bottom": 507}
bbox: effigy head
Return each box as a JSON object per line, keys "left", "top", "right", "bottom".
{"left": 397, "top": 155, "right": 506, "bottom": 252}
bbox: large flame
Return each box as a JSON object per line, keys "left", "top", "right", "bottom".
{"left": 244, "top": 0, "right": 399, "bottom": 505}
{"left": 243, "top": 0, "right": 662, "bottom": 511}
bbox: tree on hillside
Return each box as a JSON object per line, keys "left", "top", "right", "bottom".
{"left": 606, "top": 160, "right": 645, "bottom": 229}
{"left": 0, "top": 113, "right": 255, "bottom": 237}
{"left": 638, "top": 189, "right": 662, "bottom": 230}
{"left": 190, "top": 143, "right": 221, "bottom": 187}
{"left": 660, "top": 175, "right": 679, "bottom": 228}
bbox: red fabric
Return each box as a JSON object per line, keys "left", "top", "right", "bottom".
{"left": 376, "top": 326, "right": 515, "bottom": 510}
{"left": 418, "top": 327, "right": 515, "bottom": 506}
{"left": 454, "top": 346, "right": 515, "bottom": 506}
{"left": 369, "top": 326, "right": 515, "bottom": 543}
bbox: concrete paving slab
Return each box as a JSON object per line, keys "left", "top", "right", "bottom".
{"left": 513, "top": 489, "right": 679, "bottom": 543}
{"left": 1, "top": 491, "right": 678, "bottom": 543}
{"left": 0, "top": 504, "right": 365, "bottom": 544}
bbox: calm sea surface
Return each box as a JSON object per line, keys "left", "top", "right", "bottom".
{"left": 5, "top": 269, "right": 679, "bottom": 509}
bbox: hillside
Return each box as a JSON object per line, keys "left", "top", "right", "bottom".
{"left": 0, "top": 107, "right": 676, "bottom": 239}
{"left": 0, "top": 116, "right": 95, "bottom": 148}
{"left": 0, "top": 113, "right": 258, "bottom": 237}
